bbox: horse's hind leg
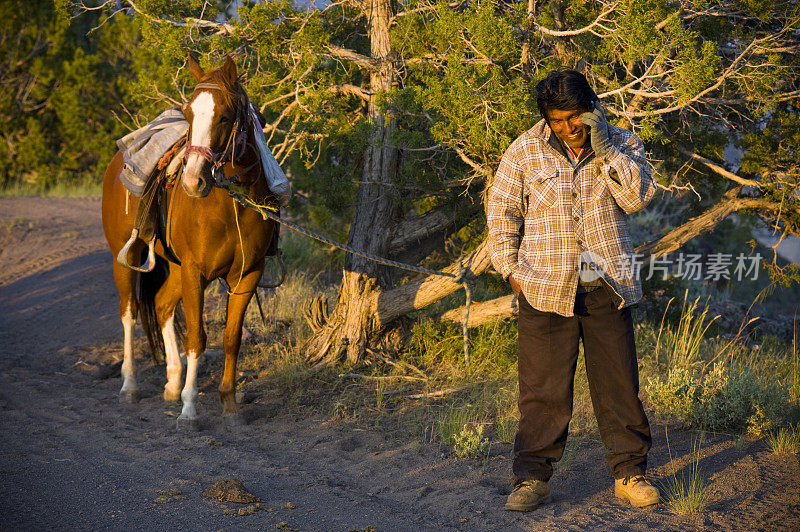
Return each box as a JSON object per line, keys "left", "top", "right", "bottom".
{"left": 112, "top": 261, "right": 140, "bottom": 403}
{"left": 156, "top": 263, "right": 184, "bottom": 402}
{"left": 219, "top": 269, "right": 262, "bottom": 424}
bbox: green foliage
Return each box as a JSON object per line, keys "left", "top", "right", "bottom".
{"left": 647, "top": 362, "right": 790, "bottom": 434}
{"left": 1, "top": 0, "right": 142, "bottom": 191}
{"left": 452, "top": 423, "right": 490, "bottom": 459}
{"left": 436, "top": 403, "right": 489, "bottom": 458}
{"left": 406, "top": 318, "right": 517, "bottom": 377}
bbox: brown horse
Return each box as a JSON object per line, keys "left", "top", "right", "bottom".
{"left": 101, "top": 56, "right": 275, "bottom": 426}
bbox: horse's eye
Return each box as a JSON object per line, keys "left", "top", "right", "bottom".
{"left": 219, "top": 115, "right": 231, "bottom": 123}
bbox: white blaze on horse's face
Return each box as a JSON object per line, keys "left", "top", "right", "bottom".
{"left": 183, "top": 91, "right": 217, "bottom": 197}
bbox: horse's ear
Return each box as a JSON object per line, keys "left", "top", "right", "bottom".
{"left": 221, "top": 55, "right": 237, "bottom": 82}
{"left": 188, "top": 54, "right": 204, "bottom": 82}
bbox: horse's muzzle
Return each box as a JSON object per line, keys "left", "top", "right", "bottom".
{"left": 182, "top": 175, "right": 213, "bottom": 198}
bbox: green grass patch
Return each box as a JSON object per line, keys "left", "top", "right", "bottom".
{"left": 766, "top": 425, "right": 800, "bottom": 456}
{"left": 661, "top": 432, "right": 709, "bottom": 515}
{"left": 0, "top": 172, "right": 101, "bottom": 197}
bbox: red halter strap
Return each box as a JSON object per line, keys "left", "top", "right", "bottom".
{"left": 184, "top": 144, "right": 217, "bottom": 163}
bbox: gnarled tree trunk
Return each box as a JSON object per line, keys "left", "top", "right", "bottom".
{"left": 304, "top": 0, "right": 399, "bottom": 365}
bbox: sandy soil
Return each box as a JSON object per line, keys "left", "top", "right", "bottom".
{"left": 1, "top": 197, "right": 798, "bottom": 531}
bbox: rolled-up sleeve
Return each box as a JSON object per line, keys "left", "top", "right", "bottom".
{"left": 487, "top": 143, "right": 525, "bottom": 279}
{"left": 602, "top": 131, "right": 657, "bottom": 215}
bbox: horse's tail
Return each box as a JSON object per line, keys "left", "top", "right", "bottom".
{"left": 137, "top": 259, "right": 168, "bottom": 364}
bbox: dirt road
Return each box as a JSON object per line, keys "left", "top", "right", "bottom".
{"left": 1, "top": 197, "right": 798, "bottom": 531}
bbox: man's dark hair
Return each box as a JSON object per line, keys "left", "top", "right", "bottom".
{"left": 536, "top": 70, "right": 596, "bottom": 122}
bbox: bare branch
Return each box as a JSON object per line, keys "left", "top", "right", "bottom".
{"left": 326, "top": 44, "right": 383, "bottom": 72}
{"left": 676, "top": 147, "right": 762, "bottom": 189}
{"left": 527, "top": 1, "right": 619, "bottom": 37}
{"left": 375, "top": 240, "right": 492, "bottom": 325}
{"left": 441, "top": 294, "right": 516, "bottom": 327}
{"left": 328, "top": 83, "right": 373, "bottom": 101}
{"left": 452, "top": 145, "right": 493, "bottom": 180}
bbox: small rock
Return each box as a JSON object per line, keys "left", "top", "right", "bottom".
{"left": 203, "top": 478, "right": 260, "bottom": 503}
{"left": 223, "top": 509, "right": 235, "bottom": 515}
{"left": 152, "top": 491, "right": 188, "bottom": 503}
{"left": 238, "top": 504, "right": 259, "bottom": 516}
{"left": 206, "top": 438, "right": 223, "bottom": 447}
{"left": 284, "top": 502, "right": 297, "bottom": 509}
{"left": 155, "top": 488, "right": 184, "bottom": 496}
{"left": 416, "top": 486, "right": 433, "bottom": 499}
{"left": 276, "top": 522, "right": 293, "bottom": 530}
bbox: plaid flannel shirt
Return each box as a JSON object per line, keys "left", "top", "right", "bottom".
{"left": 487, "top": 118, "right": 657, "bottom": 317}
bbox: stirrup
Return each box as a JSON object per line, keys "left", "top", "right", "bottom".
{"left": 117, "top": 228, "right": 156, "bottom": 272}
{"left": 257, "top": 249, "right": 286, "bottom": 288}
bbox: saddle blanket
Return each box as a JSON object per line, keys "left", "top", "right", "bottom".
{"left": 116, "top": 105, "right": 291, "bottom": 206}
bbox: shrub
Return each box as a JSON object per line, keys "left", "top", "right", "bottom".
{"left": 647, "top": 362, "right": 790, "bottom": 434}
{"left": 646, "top": 366, "right": 698, "bottom": 420}
{"left": 452, "top": 424, "right": 490, "bottom": 459}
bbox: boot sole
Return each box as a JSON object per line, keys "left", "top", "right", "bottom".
{"left": 504, "top": 494, "right": 552, "bottom": 512}
{"left": 614, "top": 487, "right": 659, "bottom": 508}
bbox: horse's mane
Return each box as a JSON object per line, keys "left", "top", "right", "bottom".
{"left": 198, "top": 67, "right": 241, "bottom": 107}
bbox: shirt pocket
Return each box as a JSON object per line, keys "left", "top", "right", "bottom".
{"left": 588, "top": 165, "right": 610, "bottom": 208}
{"left": 525, "top": 164, "right": 560, "bottom": 212}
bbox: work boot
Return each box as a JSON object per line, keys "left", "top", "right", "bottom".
{"left": 614, "top": 475, "right": 660, "bottom": 507}
{"left": 504, "top": 480, "right": 551, "bottom": 512}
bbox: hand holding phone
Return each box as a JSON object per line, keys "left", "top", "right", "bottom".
{"left": 580, "top": 100, "right": 611, "bottom": 157}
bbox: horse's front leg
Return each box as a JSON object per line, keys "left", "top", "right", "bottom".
{"left": 220, "top": 269, "right": 263, "bottom": 424}
{"left": 155, "top": 263, "right": 184, "bottom": 402}
{"left": 177, "top": 266, "right": 207, "bottom": 426}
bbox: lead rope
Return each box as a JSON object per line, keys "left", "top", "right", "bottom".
{"left": 227, "top": 197, "right": 248, "bottom": 296}
{"left": 222, "top": 186, "right": 474, "bottom": 363}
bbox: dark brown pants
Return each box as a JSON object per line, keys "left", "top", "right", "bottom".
{"left": 513, "top": 283, "right": 651, "bottom": 482}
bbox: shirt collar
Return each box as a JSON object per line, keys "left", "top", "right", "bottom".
{"left": 546, "top": 125, "right": 593, "bottom": 168}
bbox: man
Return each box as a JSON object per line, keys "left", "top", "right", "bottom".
{"left": 487, "top": 70, "right": 659, "bottom": 512}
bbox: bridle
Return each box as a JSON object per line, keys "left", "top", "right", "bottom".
{"left": 183, "top": 81, "right": 254, "bottom": 184}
